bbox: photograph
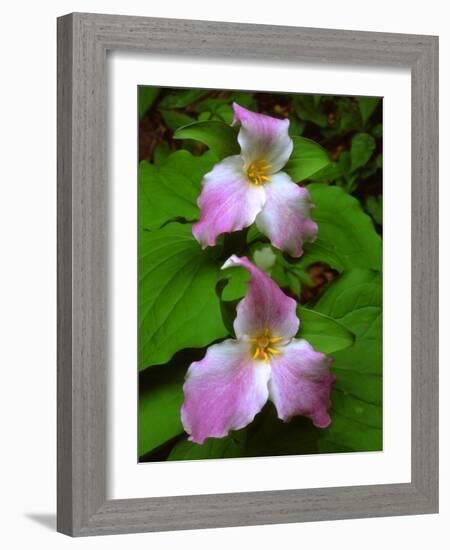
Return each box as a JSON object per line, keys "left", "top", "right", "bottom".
{"left": 138, "top": 86, "right": 383, "bottom": 462}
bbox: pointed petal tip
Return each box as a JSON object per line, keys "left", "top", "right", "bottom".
{"left": 226, "top": 256, "right": 299, "bottom": 339}
{"left": 221, "top": 254, "right": 247, "bottom": 271}
{"left": 192, "top": 222, "right": 213, "bottom": 249}
{"left": 231, "top": 102, "right": 244, "bottom": 126}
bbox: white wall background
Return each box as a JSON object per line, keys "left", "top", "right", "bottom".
{"left": 0, "top": 1, "right": 446, "bottom": 548}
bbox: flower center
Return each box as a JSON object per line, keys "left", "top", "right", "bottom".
{"left": 249, "top": 328, "right": 283, "bottom": 363}
{"left": 246, "top": 159, "right": 272, "bottom": 186}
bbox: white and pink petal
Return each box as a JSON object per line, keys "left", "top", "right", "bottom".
{"left": 268, "top": 338, "right": 335, "bottom": 428}
{"left": 232, "top": 103, "right": 293, "bottom": 173}
{"left": 181, "top": 339, "right": 270, "bottom": 444}
{"left": 222, "top": 255, "right": 299, "bottom": 341}
{"left": 192, "top": 155, "right": 266, "bottom": 248}
{"left": 255, "top": 172, "right": 318, "bottom": 258}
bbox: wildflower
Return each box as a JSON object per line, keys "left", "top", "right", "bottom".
{"left": 181, "top": 255, "right": 335, "bottom": 444}
{"left": 192, "top": 103, "right": 318, "bottom": 258}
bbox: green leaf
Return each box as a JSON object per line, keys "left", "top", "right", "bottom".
{"left": 216, "top": 266, "right": 250, "bottom": 335}
{"left": 139, "top": 362, "right": 185, "bottom": 457}
{"left": 194, "top": 98, "right": 233, "bottom": 124}
{"left": 220, "top": 266, "right": 249, "bottom": 302}
{"left": 372, "top": 123, "right": 383, "bottom": 138}
{"left": 168, "top": 431, "right": 246, "bottom": 460}
{"left": 159, "top": 89, "right": 209, "bottom": 109}
{"left": 139, "top": 150, "right": 216, "bottom": 231}
{"left": 139, "top": 224, "right": 228, "bottom": 369}
{"left": 294, "top": 95, "right": 328, "bottom": 127}
{"left": 297, "top": 307, "right": 355, "bottom": 354}
{"left": 337, "top": 98, "right": 362, "bottom": 132}
{"left": 152, "top": 142, "right": 171, "bottom": 164}
{"left": 139, "top": 86, "right": 160, "bottom": 119}
{"left": 313, "top": 270, "right": 382, "bottom": 451}
{"left": 251, "top": 246, "right": 311, "bottom": 298}
{"left": 284, "top": 137, "right": 330, "bottom": 181}
{"left": 160, "top": 110, "right": 195, "bottom": 131}
{"left": 174, "top": 120, "right": 239, "bottom": 160}
{"left": 288, "top": 117, "right": 306, "bottom": 137}
{"left": 350, "top": 132, "right": 376, "bottom": 172}
{"left": 299, "top": 184, "right": 382, "bottom": 272}
{"left": 246, "top": 224, "right": 265, "bottom": 245}
{"left": 226, "top": 91, "right": 257, "bottom": 110}
{"left": 357, "top": 97, "right": 381, "bottom": 126}
{"left": 311, "top": 151, "right": 351, "bottom": 182}
{"left": 365, "top": 195, "right": 383, "bottom": 225}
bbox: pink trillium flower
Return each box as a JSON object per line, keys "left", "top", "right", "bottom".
{"left": 181, "top": 255, "right": 335, "bottom": 444}
{"left": 192, "top": 103, "right": 318, "bottom": 258}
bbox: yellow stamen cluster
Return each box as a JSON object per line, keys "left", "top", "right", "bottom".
{"left": 246, "top": 159, "right": 272, "bottom": 186}
{"left": 249, "top": 328, "right": 283, "bottom": 363}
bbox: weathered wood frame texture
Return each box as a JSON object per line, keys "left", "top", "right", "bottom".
{"left": 57, "top": 12, "right": 439, "bottom": 536}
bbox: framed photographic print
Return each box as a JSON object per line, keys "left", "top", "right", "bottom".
{"left": 57, "top": 13, "right": 438, "bottom": 536}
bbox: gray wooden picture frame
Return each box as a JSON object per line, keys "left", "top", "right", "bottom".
{"left": 57, "top": 12, "right": 439, "bottom": 537}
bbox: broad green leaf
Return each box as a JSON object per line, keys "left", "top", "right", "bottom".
{"left": 313, "top": 270, "right": 382, "bottom": 348}
{"left": 313, "top": 270, "right": 382, "bottom": 451}
{"left": 174, "top": 120, "right": 239, "bottom": 160}
{"left": 365, "top": 195, "right": 383, "bottom": 225}
{"left": 160, "top": 109, "right": 195, "bottom": 131}
{"left": 357, "top": 97, "right": 381, "bottom": 126}
{"left": 152, "top": 142, "right": 171, "bottom": 164}
{"left": 139, "top": 150, "right": 216, "bottom": 231}
{"left": 284, "top": 137, "right": 330, "bottom": 182}
{"left": 139, "top": 362, "right": 184, "bottom": 457}
{"left": 299, "top": 184, "right": 382, "bottom": 272}
{"left": 139, "top": 86, "right": 160, "bottom": 119}
{"left": 350, "top": 132, "right": 376, "bottom": 172}
{"left": 168, "top": 430, "right": 246, "bottom": 460}
{"left": 311, "top": 151, "right": 351, "bottom": 182}
{"left": 297, "top": 307, "right": 355, "bottom": 354}
{"left": 139, "top": 224, "right": 228, "bottom": 369}
{"left": 159, "top": 89, "right": 209, "bottom": 109}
